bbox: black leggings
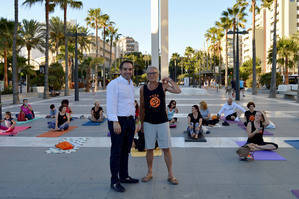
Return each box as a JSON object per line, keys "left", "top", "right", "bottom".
{"left": 202, "top": 119, "right": 219, "bottom": 126}
{"left": 225, "top": 112, "right": 237, "bottom": 121}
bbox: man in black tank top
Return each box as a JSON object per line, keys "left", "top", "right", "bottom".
{"left": 140, "top": 66, "right": 181, "bottom": 185}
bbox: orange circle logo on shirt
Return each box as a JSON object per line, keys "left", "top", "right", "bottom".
{"left": 150, "top": 97, "right": 160, "bottom": 108}
{"left": 249, "top": 115, "right": 255, "bottom": 121}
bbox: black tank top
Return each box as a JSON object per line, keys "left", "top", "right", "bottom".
{"left": 58, "top": 113, "right": 68, "bottom": 127}
{"left": 143, "top": 82, "right": 168, "bottom": 124}
{"left": 246, "top": 121, "right": 265, "bottom": 145}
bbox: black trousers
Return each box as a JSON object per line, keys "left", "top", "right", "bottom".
{"left": 108, "top": 116, "right": 135, "bottom": 185}
{"left": 225, "top": 112, "right": 237, "bottom": 121}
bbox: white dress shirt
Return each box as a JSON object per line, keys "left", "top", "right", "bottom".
{"left": 106, "top": 75, "right": 135, "bottom": 121}
{"left": 218, "top": 102, "right": 246, "bottom": 117}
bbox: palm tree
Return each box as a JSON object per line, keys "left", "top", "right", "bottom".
{"left": 263, "top": 0, "right": 278, "bottom": 98}
{"left": 53, "top": 0, "right": 82, "bottom": 96}
{"left": 291, "top": 32, "right": 299, "bottom": 103}
{"left": 107, "top": 24, "right": 118, "bottom": 80}
{"left": 276, "top": 38, "right": 297, "bottom": 84}
{"left": 23, "top": 0, "right": 56, "bottom": 99}
{"left": 12, "top": 0, "right": 19, "bottom": 104}
{"left": 215, "top": 22, "right": 224, "bottom": 87}
{"left": 20, "top": 19, "right": 44, "bottom": 92}
{"left": 227, "top": 1, "right": 247, "bottom": 80}
{"left": 220, "top": 10, "right": 233, "bottom": 88}
{"left": 250, "top": 0, "right": 260, "bottom": 95}
{"left": 99, "top": 14, "right": 112, "bottom": 89}
{"left": 49, "top": 16, "right": 64, "bottom": 63}
{"left": 20, "top": 19, "right": 44, "bottom": 66}
{"left": 0, "top": 18, "right": 14, "bottom": 90}
{"left": 86, "top": 8, "right": 101, "bottom": 90}
{"left": 171, "top": 53, "right": 180, "bottom": 82}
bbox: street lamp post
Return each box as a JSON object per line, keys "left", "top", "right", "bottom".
{"left": 227, "top": 28, "right": 248, "bottom": 101}
{"left": 67, "top": 29, "right": 86, "bottom": 102}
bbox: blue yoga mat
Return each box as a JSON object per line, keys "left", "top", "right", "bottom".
{"left": 236, "top": 141, "right": 286, "bottom": 160}
{"left": 82, "top": 119, "right": 107, "bottom": 126}
{"left": 16, "top": 117, "right": 42, "bottom": 124}
{"left": 285, "top": 140, "right": 299, "bottom": 150}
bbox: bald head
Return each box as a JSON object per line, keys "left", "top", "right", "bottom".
{"left": 227, "top": 97, "right": 233, "bottom": 105}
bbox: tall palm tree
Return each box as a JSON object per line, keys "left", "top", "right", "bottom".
{"left": 49, "top": 16, "right": 64, "bottom": 62}
{"left": 23, "top": 0, "right": 56, "bottom": 99}
{"left": 107, "top": 24, "right": 118, "bottom": 80}
{"left": 170, "top": 52, "right": 180, "bottom": 82}
{"left": 227, "top": 1, "right": 247, "bottom": 80}
{"left": 53, "top": 0, "right": 82, "bottom": 96}
{"left": 263, "top": 0, "right": 278, "bottom": 98}
{"left": 215, "top": 21, "right": 225, "bottom": 87}
{"left": 291, "top": 32, "right": 299, "bottom": 103}
{"left": 99, "top": 14, "right": 112, "bottom": 89}
{"left": 86, "top": 8, "right": 101, "bottom": 90}
{"left": 12, "top": 0, "right": 19, "bottom": 104}
{"left": 276, "top": 38, "right": 297, "bottom": 84}
{"left": 220, "top": 10, "right": 233, "bottom": 88}
{"left": 0, "top": 18, "right": 14, "bottom": 90}
{"left": 20, "top": 19, "right": 44, "bottom": 66}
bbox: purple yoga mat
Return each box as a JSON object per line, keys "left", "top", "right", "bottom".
{"left": 291, "top": 190, "right": 299, "bottom": 199}
{"left": 235, "top": 141, "right": 286, "bottom": 160}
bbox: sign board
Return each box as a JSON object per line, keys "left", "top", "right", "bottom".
{"left": 184, "top": 77, "right": 189, "bottom": 86}
{"left": 215, "top": 66, "right": 219, "bottom": 73}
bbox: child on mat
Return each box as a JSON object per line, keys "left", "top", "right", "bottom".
{"left": 167, "top": 100, "right": 178, "bottom": 125}
{"left": 0, "top": 112, "right": 16, "bottom": 133}
{"left": 20, "top": 99, "right": 35, "bottom": 120}
{"left": 46, "top": 104, "right": 57, "bottom": 118}
{"left": 48, "top": 106, "right": 70, "bottom": 131}
{"left": 89, "top": 101, "right": 104, "bottom": 122}
{"left": 61, "top": 99, "right": 72, "bottom": 118}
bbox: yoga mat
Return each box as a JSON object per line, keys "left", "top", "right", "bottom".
{"left": 285, "top": 140, "right": 299, "bottom": 150}
{"left": 82, "top": 118, "right": 107, "bottom": 126}
{"left": 0, "top": 126, "right": 31, "bottom": 136}
{"left": 16, "top": 117, "right": 41, "bottom": 124}
{"left": 235, "top": 141, "right": 286, "bottom": 160}
{"left": 184, "top": 131, "right": 207, "bottom": 142}
{"left": 37, "top": 126, "right": 78, "bottom": 137}
{"left": 291, "top": 190, "right": 299, "bottom": 199}
{"left": 131, "top": 148, "right": 162, "bottom": 157}
{"left": 169, "top": 124, "right": 176, "bottom": 128}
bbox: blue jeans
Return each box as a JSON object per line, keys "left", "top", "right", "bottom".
{"left": 188, "top": 122, "right": 202, "bottom": 136}
{"left": 108, "top": 116, "right": 135, "bottom": 185}
{"left": 25, "top": 113, "right": 33, "bottom": 120}
{"left": 48, "top": 121, "right": 69, "bottom": 131}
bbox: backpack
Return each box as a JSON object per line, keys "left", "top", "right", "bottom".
{"left": 17, "top": 111, "right": 26, "bottom": 121}
{"left": 236, "top": 145, "right": 251, "bottom": 159}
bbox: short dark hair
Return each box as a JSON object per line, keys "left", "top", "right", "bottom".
{"left": 23, "top": 99, "right": 28, "bottom": 103}
{"left": 247, "top": 102, "right": 255, "bottom": 108}
{"left": 61, "top": 99, "right": 69, "bottom": 106}
{"left": 50, "top": 104, "right": 55, "bottom": 109}
{"left": 59, "top": 105, "right": 65, "bottom": 112}
{"left": 119, "top": 60, "right": 133, "bottom": 70}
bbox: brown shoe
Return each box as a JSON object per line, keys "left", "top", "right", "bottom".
{"left": 141, "top": 175, "right": 153, "bottom": 183}
{"left": 168, "top": 177, "right": 179, "bottom": 185}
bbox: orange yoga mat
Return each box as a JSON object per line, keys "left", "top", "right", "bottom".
{"left": 37, "top": 126, "right": 78, "bottom": 137}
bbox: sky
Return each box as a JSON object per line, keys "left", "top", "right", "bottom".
{"left": 0, "top": 0, "right": 252, "bottom": 56}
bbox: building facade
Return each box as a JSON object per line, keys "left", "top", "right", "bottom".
{"left": 116, "top": 36, "right": 139, "bottom": 57}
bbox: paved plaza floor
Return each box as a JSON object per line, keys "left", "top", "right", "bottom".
{"left": 1, "top": 88, "right": 299, "bottom": 199}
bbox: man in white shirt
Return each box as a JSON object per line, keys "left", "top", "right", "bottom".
{"left": 107, "top": 60, "right": 139, "bottom": 193}
{"left": 217, "top": 97, "right": 246, "bottom": 121}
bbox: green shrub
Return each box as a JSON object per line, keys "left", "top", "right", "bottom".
{"left": 259, "top": 72, "right": 283, "bottom": 89}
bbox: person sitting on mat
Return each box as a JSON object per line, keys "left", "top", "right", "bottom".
{"left": 61, "top": 99, "right": 72, "bottom": 118}
{"left": 245, "top": 111, "right": 278, "bottom": 152}
{"left": 199, "top": 101, "right": 219, "bottom": 126}
{"left": 187, "top": 105, "right": 203, "bottom": 139}
{"left": 89, "top": 101, "right": 104, "bottom": 122}
{"left": 0, "top": 112, "right": 16, "bottom": 133}
{"left": 48, "top": 106, "right": 70, "bottom": 131}
{"left": 46, "top": 104, "right": 57, "bottom": 118}
{"left": 167, "top": 100, "right": 178, "bottom": 125}
{"left": 244, "top": 102, "right": 256, "bottom": 126}
{"left": 20, "top": 99, "right": 35, "bottom": 120}
{"left": 217, "top": 97, "right": 245, "bottom": 121}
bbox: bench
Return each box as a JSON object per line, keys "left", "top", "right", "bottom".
{"left": 284, "top": 91, "right": 297, "bottom": 100}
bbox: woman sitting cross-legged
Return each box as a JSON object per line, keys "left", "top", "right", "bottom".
{"left": 48, "top": 106, "right": 70, "bottom": 131}
{"left": 89, "top": 101, "right": 104, "bottom": 122}
{"left": 187, "top": 105, "right": 203, "bottom": 139}
{"left": 199, "top": 101, "right": 219, "bottom": 126}
{"left": 245, "top": 111, "right": 278, "bottom": 152}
